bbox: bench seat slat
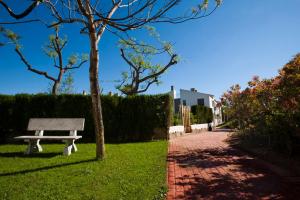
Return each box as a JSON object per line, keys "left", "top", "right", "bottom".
{"left": 27, "top": 118, "right": 85, "bottom": 131}
{"left": 14, "top": 136, "right": 82, "bottom": 140}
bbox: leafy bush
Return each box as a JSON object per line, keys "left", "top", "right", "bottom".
{"left": 222, "top": 53, "right": 300, "bottom": 155}
{"left": 173, "top": 113, "right": 182, "bottom": 125}
{"left": 0, "top": 94, "right": 172, "bottom": 143}
{"left": 217, "top": 120, "right": 237, "bottom": 129}
{"left": 191, "top": 105, "right": 213, "bottom": 124}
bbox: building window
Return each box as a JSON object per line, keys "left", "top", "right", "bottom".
{"left": 197, "top": 98, "right": 204, "bottom": 106}
{"left": 182, "top": 100, "right": 186, "bottom": 106}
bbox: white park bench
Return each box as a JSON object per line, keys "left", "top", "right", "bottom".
{"left": 14, "top": 118, "right": 85, "bottom": 156}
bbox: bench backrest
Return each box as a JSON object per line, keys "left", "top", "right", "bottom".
{"left": 27, "top": 118, "right": 85, "bottom": 131}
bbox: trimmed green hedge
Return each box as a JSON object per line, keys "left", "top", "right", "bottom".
{"left": 0, "top": 94, "right": 172, "bottom": 143}
{"left": 191, "top": 105, "right": 213, "bottom": 124}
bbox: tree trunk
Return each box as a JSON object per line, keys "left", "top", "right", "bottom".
{"left": 51, "top": 69, "right": 64, "bottom": 95}
{"left": 52, "top": 81, "right": 58, "bottom": 95}
{"left": 89, "top": 31, "right": 105, "bottom": 160}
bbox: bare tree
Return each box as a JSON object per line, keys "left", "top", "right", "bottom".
{"left": 6, "top": 26, "right": 87, "bottom": 95}
{"left": 1, "top": 0, "right": 222, "bottom": 160}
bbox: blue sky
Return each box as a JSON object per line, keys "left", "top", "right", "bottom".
{"left": 1, "top": 0, "right": 300, "bottom": 99}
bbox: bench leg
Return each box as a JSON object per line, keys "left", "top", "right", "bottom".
{"left": 72, "top": 142, "right": 78, "bottom": 152}
{"left": 63, "top": 139, "right": 77, "bottom": 156}
{"left": 25, "top": 139, "right": 43, "bottom": 155}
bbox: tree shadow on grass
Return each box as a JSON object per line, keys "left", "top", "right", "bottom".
{"left": 169, "top": 146, "right": 300, "bottom": 199}
{"left": 0, "top": 158, "right": 96, "bottom": 177}
{"left": 0, "top": 152, "right": 61, "bottom": 158}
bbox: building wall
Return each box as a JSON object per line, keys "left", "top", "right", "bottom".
{"left": 176, "top": 89, "right": 222, "bottom": 126}
{"left": 180, "top": 89, "right": 212, "bottom": 108}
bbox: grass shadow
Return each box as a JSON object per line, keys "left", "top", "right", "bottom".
{"left": 0, "top": 152, "right": 61, "bottom": 158}
{"left": 0, "top": 158, "right": 96, "bottom": 177}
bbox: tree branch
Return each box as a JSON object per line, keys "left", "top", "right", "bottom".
{"left": 137, "top": 78, "right": 158, "bottom": 93}
{"left": 139, "top": 54, "right": 177, "bottom": 82}
{"left": 0, "top": 19, "right": 41, "bottom": 25}
{"left": 155, "top": 5, "right": 218, "bottom": 24}
{"left": 0, "top": 0, "right": 41, "bottom": 19}
{"left": 64, "top": 60, "right": 87, "bottom": 70}
{"left": 96, "top": 0, "right": 121, "bottom": 38}
{"left": 120, "top": 48, "right": 138, "bottom": 71}
{"left": 15, "top": 48, "right": 57, "bottom": 82}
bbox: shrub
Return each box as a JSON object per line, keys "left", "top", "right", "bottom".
{"left": 173, "top": 113, "right": 182, "bottom": 125}
{"left": 0, "top": 94, "right": 172, "bottom": 143}
{"left": 222, "top": 53, "right": 300, "bottom": 155}
{"left": 191, "top": 105, "right": 213, "bottom": 124}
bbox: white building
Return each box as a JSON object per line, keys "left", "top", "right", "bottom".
{"left": 171, "top": 87, "right": 222, "bottom": 126}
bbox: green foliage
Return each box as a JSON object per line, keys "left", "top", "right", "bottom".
{"left": 10, "top": 26, "right": 87, "bottom": 95}
{"left": 0, "top": 142, "right": 167, "bottom": 200}
{"left": 67, "top": 53, "right": 88, "bottom": 66}
{"left": 190, "top": 113, "right": 196, "bottom": 124}
{"left": 0, "top": 26, "right": 20, "bottom": 47}
{"left": 217, "top": 120, "right": 237, "bottom": 129}
{"left": 44, "top": 34, "right": 67, "bottom": 58}
{"left": 191, "top": 105, "right": 213, "bottom": 124}
{"left": 4, "top": 29, "right": 20, "bottom": 43}
{"left": 200, "top": 0, "right": 209, "bottom": 10}
{"left": 173, "top": 113, "right": 183, "bottom": 125}
{"left": 0, "top": 27, "right": 7, "bottom": 46}
{"left": 117, "top": 26, "right": 179, "bottom": 95}
{"left": 0, "top": 94, "right": 173, "bottom": 143}
{"left": 44, "top": 33, "right": 88, "bottom": 69}
{"left": 192, "top": 0, "right": 222, "bottom": 14}
{"left": 58, "top": 72, "right": 75, "bottom": 94}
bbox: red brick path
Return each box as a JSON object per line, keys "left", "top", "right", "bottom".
{"left": 167, "top": 130, "right": 300, "bottom": 200}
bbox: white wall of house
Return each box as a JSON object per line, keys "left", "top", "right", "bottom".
{"left": 179, "top": 89, "right": 212, "bottom": 108}
{"left": 177, "top": 88, "right": 222, "bottom": 126}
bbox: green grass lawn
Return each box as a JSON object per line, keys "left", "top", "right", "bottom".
{"left": 0, "top": 141, "right": 168, "bottom": 200}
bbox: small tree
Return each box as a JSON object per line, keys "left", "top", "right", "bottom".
{"left": 117, "top": 27, "right": 179, "bottom": 96}
{"left": 7, "top": 26, "right": 87, "bottom": 95}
